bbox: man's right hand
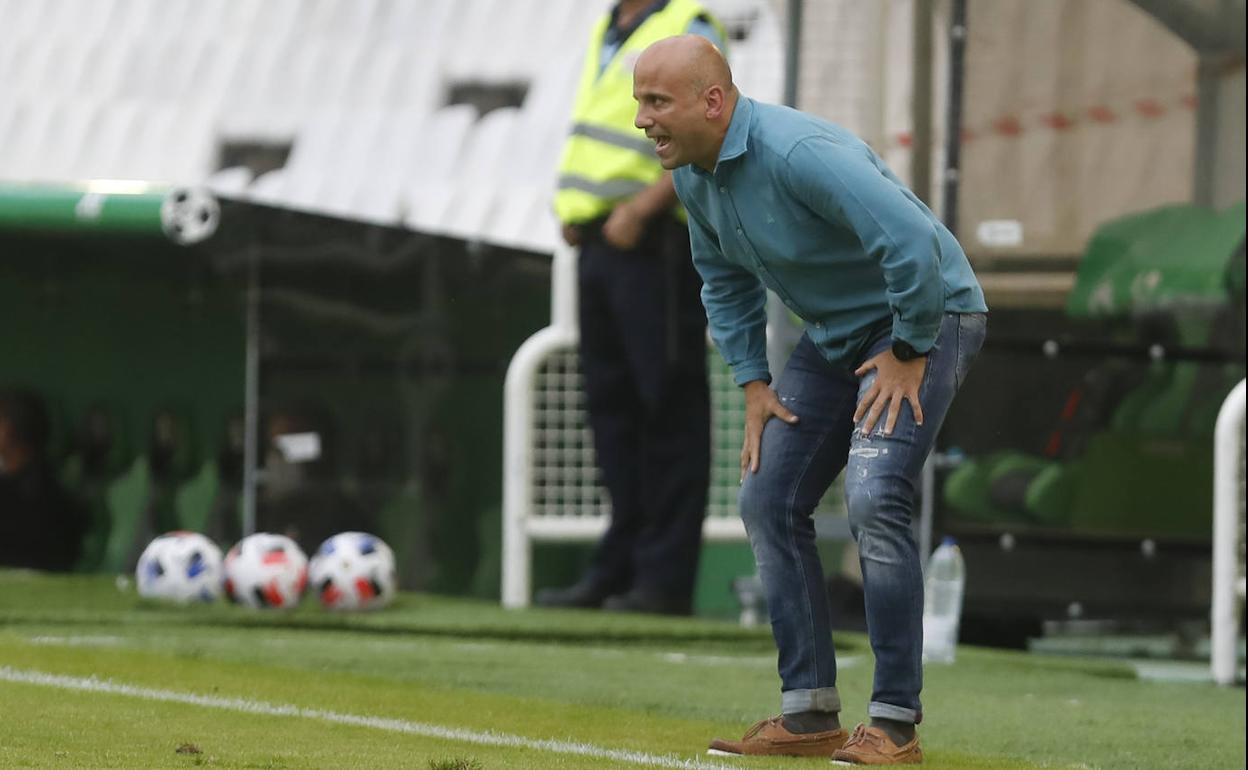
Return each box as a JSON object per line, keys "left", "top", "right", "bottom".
{"left": 741, "top": 380, "right": 798, "bottom": 482}
{"left": 561, "top": 224, "right": 581, "bottom": 247}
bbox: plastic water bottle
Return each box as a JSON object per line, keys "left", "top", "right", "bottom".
{"left": 922, "top": 537, "right": 965, "bottom": 664}
{"left": 732, "top": 575, "right": 766, "bottom": 628}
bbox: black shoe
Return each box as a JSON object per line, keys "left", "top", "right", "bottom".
{"left": 602, "top": 589, "right": 692, "bottom": 616}
{"left": 534, "top": 580, "right": 610, "bottom": 609}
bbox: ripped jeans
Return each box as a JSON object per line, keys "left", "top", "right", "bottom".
{"left": 738, "top": 312, "right": 986, "bottom": 724}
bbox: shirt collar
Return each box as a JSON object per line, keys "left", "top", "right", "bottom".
{"left": 691, "top": 96, "right": 752, "bottom": 178}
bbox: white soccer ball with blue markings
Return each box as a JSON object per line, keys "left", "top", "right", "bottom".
{"left": 135, "top": 531, "right": 224, "bottom": 604}
{"left": 308, "top": 532, "right": 397, "bottom": 611}
{"left": 223, "top": 533, "right": 308, "bottom": 609}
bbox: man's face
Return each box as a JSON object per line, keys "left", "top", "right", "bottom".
{"left": 633, "top": 60, "right": 709, "bottom": 170}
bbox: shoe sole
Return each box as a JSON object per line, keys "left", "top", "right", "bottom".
{"left": 707, "top": 748, "right": 845, "bottom": 758}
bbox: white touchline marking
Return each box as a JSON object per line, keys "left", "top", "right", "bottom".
{"left": 26, "top": 636, "right": 124, "bottom": 647}
{"left": 0, "top": 667, "right": 734, "bottom": 770}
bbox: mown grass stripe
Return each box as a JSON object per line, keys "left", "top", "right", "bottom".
{"left": 0, "top": 666, "right": 733, "bottom": 770}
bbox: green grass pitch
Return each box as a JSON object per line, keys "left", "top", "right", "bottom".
{"left": 0, "top": 570, "right": 1243, "bottom": 769}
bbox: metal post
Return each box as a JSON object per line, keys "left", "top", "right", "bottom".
{"left": 772, "top": 0, "right": 805, "bottom": 372}
{"left": 550, "top": 241, "right": 578, "bottom": 330}
{"left": 241, "top": 246, "right": 261, "bottom": 536}
{"left": 919, "top": 455, "right": 936, "bottom": 569}
{"left": 1193, "top": 56, "right": 1222, "bottom": 208}
{"left": 1212, "top": 379, "right": 1246, "bottom": 685}
{"left": 783, "top": 0, "right": 803, "bottom": 108}
{"left": 918, "top": 0, "right": 969, "bottom": 559}
{"left": 941, "top": 0, "right": 968, "bottom": 234}
{"left": 910, "top": 0, "right": 934, "bottom": 202}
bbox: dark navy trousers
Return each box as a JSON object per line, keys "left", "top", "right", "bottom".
{"left": 576, "top": 214, "right": 711, "bottom": 600}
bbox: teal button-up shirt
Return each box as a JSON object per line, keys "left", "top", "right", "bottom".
{"left": 673, "top": 96, "right": 987, "bottom": 386}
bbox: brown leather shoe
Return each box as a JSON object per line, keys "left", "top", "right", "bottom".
{"left": 832, "top": 723, "right": 923, "bottom": 765}
{"left": 707, "top": 716, "right": 848, "bottom": 757}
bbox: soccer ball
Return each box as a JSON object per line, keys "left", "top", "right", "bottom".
{"left": 135, "top": 531, "right": 224, "bottom": 604}
{"left": 223, "top": 533, "right": 308, "bottom": 609}
{"left": 308, "top": 532, "right": 398, "bottom": 611}
{"left": 160, "top": 186, "right": 220, "bottom": 245}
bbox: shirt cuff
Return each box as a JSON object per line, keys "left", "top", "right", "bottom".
{"left": 732, "top": 364, "right": 772, "bottom": 387}
{"left": 892, "top": 322, "right": 940, "bottom": 355}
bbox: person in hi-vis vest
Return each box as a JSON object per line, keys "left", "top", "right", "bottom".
{"left": 538, "top": 0, "right": 725, "bottom": 615}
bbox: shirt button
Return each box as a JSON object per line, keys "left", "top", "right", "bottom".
{"left": 736, "top": 228, "right": 743, "bottom": 235}
{"left": 719, "top": 186, "right": 727, "bottom": 193}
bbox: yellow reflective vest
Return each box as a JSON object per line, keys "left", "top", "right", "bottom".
{"left": 554, "top": 0, "right": 725, "bottom": 225}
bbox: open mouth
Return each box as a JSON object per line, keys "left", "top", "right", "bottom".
{"left": 653, "top": 136, "right": 671, "bottom": 153}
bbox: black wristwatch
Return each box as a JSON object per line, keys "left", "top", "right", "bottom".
{"left": 891, "top": 339, "right": 928, "bottom": 362}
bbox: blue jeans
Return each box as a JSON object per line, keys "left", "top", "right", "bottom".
{"left": 738, "top": 312, "right": 986, "bottom": 723}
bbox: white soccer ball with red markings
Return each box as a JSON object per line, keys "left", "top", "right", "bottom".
{"left": 223, "top": 533, "right": 308, "bottom": 609}
{"left": 135, "top": 531, "right": 224, "bottom": 604}
{"left": 308, "top": 532, "right": 397, "bottom": 611}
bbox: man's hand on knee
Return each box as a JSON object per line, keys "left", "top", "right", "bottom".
{"left": 853, "top": 351, "right": 926, "bottom": 436}
{"left": 741, "top": 380, "right": 798, "bottom": 481}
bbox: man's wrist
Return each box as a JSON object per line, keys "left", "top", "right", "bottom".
{"left": 891, "top": 339, "right": 928, "bottom": 361}
{"left": 742, "top": 379, "right": 772, "bottom": 396}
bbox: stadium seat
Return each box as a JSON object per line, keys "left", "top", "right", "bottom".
{"left": 269, "top": 110, "right": 351, "bottom": 210}
{"left": 99, "top": 457, "right": 155, "bottom": 573}
{"left": 32, "top": 101, "right": 101, "bottom": 183}
{"left": 437, "top": 107, "right": 524, "bottom": 240}
{"left": 346, "top": 107, "right": 428, "bottom": 224}
{"left": 246, "top": 169, "right": 289, "bottom": 205}
{"left": 218, "top": 42, "right": 293, "bottom": 140}
{"left": 400, "top": 104, "right": 479, "bottom": 233}
{"left": 300, "top": 0, "right": 382, "bottom": 42}
{"left": 174, "top": 461, "right": 223, "bottom": 538}
{"left": 444, "top": 0, "right": 525, "bottom": 82}
{"left": 206, "top": 166, "right": 255, "bottom": 197}
{"left": 312, "top": 109, "right": 392, "bottom": 218}
{"left": 59, "top": 403, "right": 132, "bottom": 572}
{"left": 243, "top": 0, "right": 304, "bottom": 42}
{"left": 0, "top": 0, "right": 44, "bottom": 43}
{"left": 98, "top": 408, "right": 199, "bottom": 573}
{"left": 3, "top": 100, "right": 61, "bottom": 183}
{"left": 157, "top": 103, "right": 219, "bottom": 184}
{"left": 75, "top": 36, "right": 138, "bottom": 104}
{"left": 75, "top": 101, "right": 145, "bottom": 181}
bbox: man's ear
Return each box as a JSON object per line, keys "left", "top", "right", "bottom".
{"left": 704, "top": 85, "right": 724, "bottom": 119}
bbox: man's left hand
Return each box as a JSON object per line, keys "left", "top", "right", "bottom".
{"left": 853, "top": 350, "right": 927, "bottom": 436}
{"left": 602, "top": 202, "right": 645, "bottom": 250}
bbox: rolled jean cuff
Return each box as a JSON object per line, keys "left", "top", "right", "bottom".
{"left": 781, "top": 687, "right": 841, "bottom": 714}
{"left": 868, "top": 700, "right": 921, "bottom": 724}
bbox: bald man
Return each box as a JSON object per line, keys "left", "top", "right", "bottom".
{"left": 634, "top": 36, "right": 988, "bottom": 764}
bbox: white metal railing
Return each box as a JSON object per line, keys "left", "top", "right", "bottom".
{"left": 1212, "top": 378, "right": 1246, "bottom": 685}
{"left": 501, "top": 335, "right": 753, "bottom": 604}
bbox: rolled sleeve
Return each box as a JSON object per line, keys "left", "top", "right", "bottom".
{"left": 784, "top": 137, "right": 945, "bottom": 352}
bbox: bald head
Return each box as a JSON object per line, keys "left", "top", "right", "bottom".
{"left": 633, "top": 35, "right": 738, "bottom": 171}
{"left": 636, "top": 34, "right": 734, "bottom": 98}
